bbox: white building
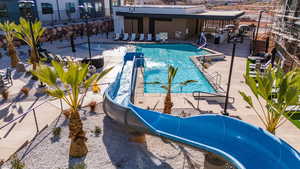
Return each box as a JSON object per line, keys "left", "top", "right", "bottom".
{"left": 35, "top": 0, "right": 80, "bottom": 23}
{"left": 35, "top": 0, "right": 112, "bottom": 24}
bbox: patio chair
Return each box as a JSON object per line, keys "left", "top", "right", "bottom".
{"left": 2, "top": 68, "right": 13, "bottom": 86}
{"left": 130, "top": 33, "right": 137, "bottom": 41}
{"left": 114, "top": 33, "right": 120, "bottom": 41}
{"left": 55, "top": 54, "right": 68, "bottom": 63}
{"left": 161, "top": 32, "right": 168, "bottom": 42}
{"left": 123, "top": 33, "right": 129, "bottom": 41}
{"left": 139, "top": 34, "right": 145, "bottom": 41}
{"left": 0, "top": 75, "right": 4, "bottom": 88}
{"left": 146, "top": 34, "right": 152, "bottom": 41}
{"left": 155, "top": 34, "right": 161, "bottom": 42}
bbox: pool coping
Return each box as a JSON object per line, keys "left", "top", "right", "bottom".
{"left": 189, "top": 56, "right": 225, "bottom": 93}
{"left": 134, "top": 43, "right": 224, "bottom": 95}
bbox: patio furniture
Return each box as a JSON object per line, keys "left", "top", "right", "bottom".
{"left": 160, "top": 32, "right": 168, "bottom": 42}
{"left": 0, "top": 68, "right": 13, "bottom": 86}
{"left": 139, "top": 34, "right": 145, "bottom": 41}
{"left": 146, "top": 34, "right": 152, "bottom": 41}
{"left": 155, "top": 34, "right": 162, "bottom": 42}
{"left": 130, "top": 33, "right": 136, "bottom": 41}
{"left": 16, "top": 62, "right": 26, "bottom": 72}
{"left": 0, "top": 75, "right": 4, "bottom": 88}
{"left": 114, "top": 33, "right": 120, "bottom": 41}
{"left": 122, "top": 33, "right": 129, "bottom": 41}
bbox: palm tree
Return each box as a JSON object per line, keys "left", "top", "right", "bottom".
{"left": 151, "top": 65, "right": 197, "bottom": 114}
{"left": 32, "top": 61, "right": 112, "bottom": 157}
{"left": 239, "top": 65, "right": 300, "bottom": 134}
{"left": 0, "top": 21, "right": 20, "bottom": 67}
{"left": 15, "top": 18, "right": 45, "bottom": 70}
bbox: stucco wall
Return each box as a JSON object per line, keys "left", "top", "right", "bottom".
{"left": 155, "top": 18, "right": 190, "bottom": 40}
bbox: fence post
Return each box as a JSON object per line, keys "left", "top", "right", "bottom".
{"left": 33, "top": 109, "right": 39, "bottom": 133}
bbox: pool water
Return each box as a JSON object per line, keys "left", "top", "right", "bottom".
{"left": 136, "top": 44, "right": 216, "bottom": 93}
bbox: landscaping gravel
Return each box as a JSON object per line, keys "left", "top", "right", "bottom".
{"left": 1, "top": 103, "right": 206, "bottom": 169}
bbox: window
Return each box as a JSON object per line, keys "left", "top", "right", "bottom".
{"left": 0, "top": 3, "right": 8, "bottom": 17}
{"left": 66, "top": 2, "right": 76, "bottom": 14}
{"left": 41, "top": 3, "right": 53, "bottom": 14}
{"left": 95, "top": 2, "right": 103, "bottom": 12}
{"left": 112, "top": 0, "right": 119, "bottom": 7}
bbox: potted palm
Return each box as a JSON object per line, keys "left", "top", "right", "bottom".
{"left": 32, "top": 61, "right": 112, "bottom": 157}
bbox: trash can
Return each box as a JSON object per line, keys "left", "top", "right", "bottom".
{"left": 214, "top": 36, "right": 220, "bottom": 44}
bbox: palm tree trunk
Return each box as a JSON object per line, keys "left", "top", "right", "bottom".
{"left": 69, "top": 109, "right": 88, "bottom": 157}
{"left": 7, "top": 42, "right": 19, "bottom": 67}
{"left": 163, "top": 89, "right": 173, "bottom": 114}
{"left": 30, "top": 47, "right": 38, "bottom": 70}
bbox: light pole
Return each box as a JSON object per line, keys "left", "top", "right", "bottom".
{"left": 18, "top": 0, "right": 45, "bottom": 87}
{"left": 253, "top": 10, "right": 264, "bottom": 55}
{"left": 79, "top": 4, "right": 92, "bottom": 62}
{"left": 223, "top": 33, "right": 243, "bottom": 116}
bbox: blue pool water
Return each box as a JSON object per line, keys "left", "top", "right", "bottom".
{"left": 136, "top": 44, "right": 216, "bottom": 93}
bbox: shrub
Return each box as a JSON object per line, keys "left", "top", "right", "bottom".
{"left": 1, "top": 90, "right": 9, "bottom": 100}
{"left": 52, "top": 127, "right": 61, "bottom": 137}
{"left": 11, "top": 155, "right": 25, "bottom": 169}
{"left": 89, "top": 101, "right": 97, "bottom": 112}
{"left": 20, "top": 87, "right": 30, "bottom": 96}
{"left": 69, "top": 163, "right": 87, "bottom": 169}
{"left": 92, "top": 83, "right": 100, "bottom": 93}
{"left": 94, "top": 126, "right": 102, "bottom": 137}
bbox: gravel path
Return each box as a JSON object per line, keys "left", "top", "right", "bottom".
{"left": 1, "top": 103, "right": 206, "bottom": 169}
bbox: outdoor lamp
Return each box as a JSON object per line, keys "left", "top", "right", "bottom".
{"left": 79, "top": 4, "right": 93, "bottom": 62}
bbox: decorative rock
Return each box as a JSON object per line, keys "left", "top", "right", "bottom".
{"left": 16, "top": 62, "right": 26, "bottom": 72}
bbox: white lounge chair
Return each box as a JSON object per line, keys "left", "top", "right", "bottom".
{"left": 139, "top": 34, "right": 145, "bottom": 41}
{"left": 161, "top": 32, "right": 168, "bottom": 42}
{"left": 114, "top": 33, "right": 120, "bottom": 41}
{"left": 146, "top": 34, "right": 152, "bottom": 41}
{"left": 155, "top": 34, "right": 161, "bottom": 42}
{"left": 130, "top": 33, "right": 136, "bottom": 41}
{"left": 123, "top": 33, "right": 129, "bottom": 41}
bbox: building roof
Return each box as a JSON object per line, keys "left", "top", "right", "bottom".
{"left": 114, "top": 5, "right": 245, "bottom": 20}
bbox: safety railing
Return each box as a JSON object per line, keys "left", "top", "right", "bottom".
{"left": 0, "top": 99, "right": 63, "bottom": 140}
{"left": 205, "top": 71, "right": 223, "bottom": 92}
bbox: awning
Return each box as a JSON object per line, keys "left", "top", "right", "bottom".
{"left": 116, "top": 10, "right": 245, "bottom": 20}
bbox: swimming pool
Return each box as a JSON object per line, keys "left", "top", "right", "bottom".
{"left": 136, "top": 44, "right": 216, "bottom": 93}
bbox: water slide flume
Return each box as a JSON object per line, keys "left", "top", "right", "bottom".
{"left": 103, "top": 53, "right": 300, "bottom": 169}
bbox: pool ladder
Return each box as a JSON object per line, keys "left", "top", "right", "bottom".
{"left": 205, "top": 72, "right": 223, "bottom": 92}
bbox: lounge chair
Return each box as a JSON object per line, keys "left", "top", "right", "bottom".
{"left": 155, "top": 34, "right": 161, "bottom": 42}
{"left": 114, "top": 33, "right": 120, "bottom": 41}
{"left": 123, "top": 33, "right": 129, "bottom": 41}
{"left": 1, "top": 68, "right": 13, "bottom": 86}
{"left": 146, "top": 34, "right": 152, "bottom": 41}
{"left": 130, "top": 33, "right": 136, "bottom": 41}
{"left": 161, "top": 32, "right": 168, "bottom": 42}
{"left": 139, "top": 34, "right": 145, "bottom": 41}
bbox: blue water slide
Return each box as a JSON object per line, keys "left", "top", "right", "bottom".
{"left": 103, "top": 52, "right": 300, "bottom": 169}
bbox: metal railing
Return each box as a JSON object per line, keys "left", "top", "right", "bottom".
{"left": 0, "top": 99, "right": 62, "bottom": 140}
{"left": 205, "top": 71, "right": 223, "bottom": 92}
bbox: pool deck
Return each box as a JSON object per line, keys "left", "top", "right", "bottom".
{"left": 134, "top": 38, "right": 300, "bottom": 151}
